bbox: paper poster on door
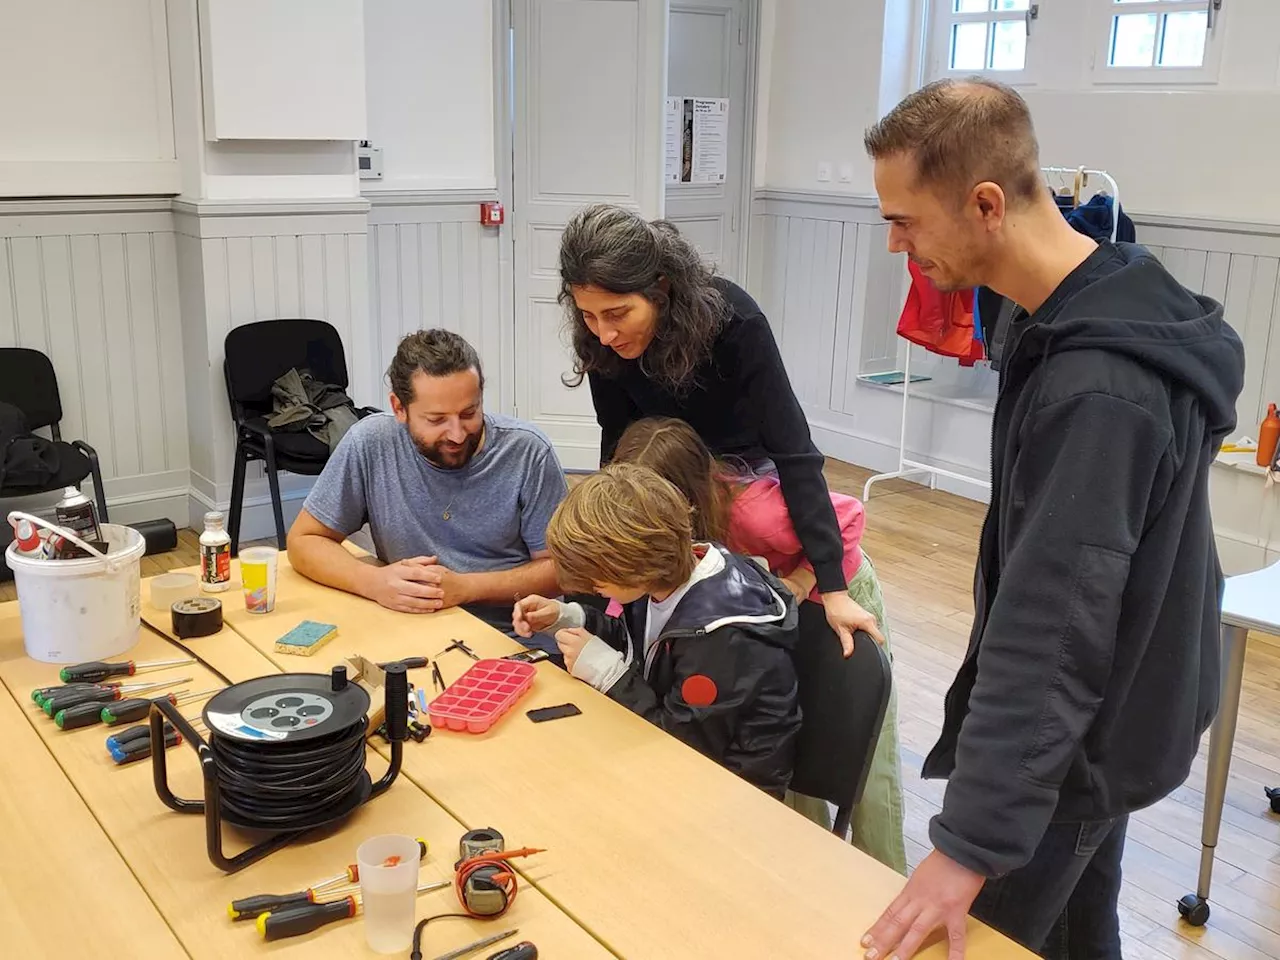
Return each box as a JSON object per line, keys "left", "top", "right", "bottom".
{"left": 665, "top": 97, "right": 729, "bottom": 184}
{"left": 664, "top": 98, "right": 684, "bottom": 183}
{"left": 691, "top": 98, "right": 728, "bottom": 183}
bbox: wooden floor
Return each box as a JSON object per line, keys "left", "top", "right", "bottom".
{"left": 4, "top": 464, "right": 1279, "bottom": 958}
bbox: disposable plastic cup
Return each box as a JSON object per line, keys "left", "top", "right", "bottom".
{"left": 239, "top": 546, "right": 278, "bottom": 614}
{"left": 357, "top": 834, "right": 420, "bottom": 953}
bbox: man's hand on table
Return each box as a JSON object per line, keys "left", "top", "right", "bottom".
{"left": 861, "top": 850, "right": 984, "bottom": 960}
{"left": 359, "top": 556, "right": 469, "bottom": 613}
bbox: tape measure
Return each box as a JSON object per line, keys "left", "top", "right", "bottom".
{"left": 172, "top": 597, "right": 223, "bottom": 638}
{"left": 458, "top": 828, "right": 505, "bottom": 864}
{"left": 452, "top": 829, "right": 543, "bottom": 919}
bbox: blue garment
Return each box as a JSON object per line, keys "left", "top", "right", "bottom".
{"left": 303, "top": 412, "right": 568, "bottom": 648}
{"left": 1056, "top": 193, "right": 1136, "bottom": 243}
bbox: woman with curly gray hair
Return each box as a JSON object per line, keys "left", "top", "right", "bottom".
{"left": 558, "top": 203, "right": 882, "bottom": 657}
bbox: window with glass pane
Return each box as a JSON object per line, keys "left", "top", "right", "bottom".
{"left": 1107, "top": 1, "right": 1210, "bottom": 69}
{"left": 945, "top": 0, "right": 1031, "bottom": 73}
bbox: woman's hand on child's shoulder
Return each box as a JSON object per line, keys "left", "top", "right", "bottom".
{"left": 513, "top": 594, "right": 561, "bottom": 638}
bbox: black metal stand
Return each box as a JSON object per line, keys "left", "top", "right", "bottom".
{"left": 149, "top": 664, "right": 409, "bottom": 874}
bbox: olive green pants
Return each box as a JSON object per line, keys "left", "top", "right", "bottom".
{"left": 785, "top": 551, "right": 908, "bottom": 875}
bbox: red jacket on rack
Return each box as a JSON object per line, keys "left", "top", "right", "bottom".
{"left": 898, "top": 260, "right": 984, "bottom": 362}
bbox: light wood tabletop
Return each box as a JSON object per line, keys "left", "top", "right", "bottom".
{"left": 0, "top": 603, "right": 615, "bottom": 959}
{"left": 139, "top": 554, "right": 1035, "bottom": 960}
{"left": 0, "top": 624, "right": 190, "bottom": 957}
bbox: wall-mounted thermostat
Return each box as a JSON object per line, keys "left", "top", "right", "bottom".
{"left": 357, "top": 141, "right": 383, "bottom": 180}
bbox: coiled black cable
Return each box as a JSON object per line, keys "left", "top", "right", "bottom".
{"left": 209, "top": 718, "right": 368, "bottom": 829}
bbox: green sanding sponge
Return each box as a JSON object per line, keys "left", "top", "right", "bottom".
{"left": 274, "top": 620, "right": 339, "bottom": 656}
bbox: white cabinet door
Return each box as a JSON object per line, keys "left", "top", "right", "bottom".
{"left": 511, "top": 0, "right": 667, "bottom": 470}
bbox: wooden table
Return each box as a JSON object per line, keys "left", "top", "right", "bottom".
{"left": 0, "top": 603, "right": 614, "bottom": 959}
{"left": 130, "top": 553, "right": 1032, "bottom": 959}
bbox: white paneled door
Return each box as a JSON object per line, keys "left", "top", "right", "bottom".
{"left": 665, "top": 0, "right": 751, "bottom": 281}
{"left": 510, "top": 0, "right": 668, "bottom": 470}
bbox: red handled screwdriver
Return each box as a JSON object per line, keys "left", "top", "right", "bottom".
{"left": 229, "top": 839, "right": 430, "bottom": 920}
{"left": 44, "top": 677, "right": 190, "bottom": 717}
{"left": 100, "top": 688, "right": 219, "bottom": 726}
{"left": 60, "top": 657, "right": 194, "bottom": 684}
{"left": 52, "top": 678, "right": 193, "bottom": 728}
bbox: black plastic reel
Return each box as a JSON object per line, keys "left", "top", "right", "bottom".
{"left": 149, "top": 664, "right": 408, "bottom": 873}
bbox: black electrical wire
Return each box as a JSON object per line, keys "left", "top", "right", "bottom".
{"left": 209, "top": 717, "right": 368, "bottom": 828}
{"left": 143, "top": 620, "right": 233, "bottom": 686}
{"left": 410, "top": 914, "right": 475, "bottom": 960}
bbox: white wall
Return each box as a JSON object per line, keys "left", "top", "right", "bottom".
{"left": 759, "top": 0, "right": 1280, "bottom": 223}
{"left": 363, "top": 0, "right": 496, "bottom": 191}
{"left": 0, "top": 0, "right": 179, "bottom": 196}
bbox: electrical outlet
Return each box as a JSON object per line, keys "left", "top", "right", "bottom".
{"left": 817, "top": 162, "right": 832, "bottom": 183}
{"left": 838, "top": 163, "right": 854, "bottom": 184}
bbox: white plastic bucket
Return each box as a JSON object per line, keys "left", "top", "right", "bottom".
{"left": 5, "top": 513, "right": 146, "bottom": 664}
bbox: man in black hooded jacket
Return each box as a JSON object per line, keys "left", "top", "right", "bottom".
{"left": 859, "top": 79, "right": 1245, "bottom": 959}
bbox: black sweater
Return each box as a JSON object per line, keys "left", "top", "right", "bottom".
{"left": 923, "top": 242, "right": 1245, "bottom": 878}
{"left": 587, "top": 280, "right": 848, "bottom": 593}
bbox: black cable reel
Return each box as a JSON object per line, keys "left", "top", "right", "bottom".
{"left": 149, "top": 663, "right": 410, "bottom": 873}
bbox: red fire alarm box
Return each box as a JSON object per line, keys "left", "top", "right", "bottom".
{"left": 480, "top": 201, "right": 504, "bottom": 226}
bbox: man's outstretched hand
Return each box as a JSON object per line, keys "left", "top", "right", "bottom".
{"left": 861, "top": 851, "right": 984, "bottom": 960}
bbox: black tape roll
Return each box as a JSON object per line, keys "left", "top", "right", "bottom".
{"left": 172, "top": 597, "right": 223, "bottom": 638}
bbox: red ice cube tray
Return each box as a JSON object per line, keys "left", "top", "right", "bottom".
{"left": 427, "top": 658, "right": 536, "bottom": 734}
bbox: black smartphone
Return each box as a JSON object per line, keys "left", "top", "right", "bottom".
{"left": 526, "top": 702, "right": 582, "bottom": 723}
{"left": 505, "top": 649, "right": 551, "bottom": 664}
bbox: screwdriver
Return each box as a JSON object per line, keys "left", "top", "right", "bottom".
{"left": 100, "top": 688, "right": 219, "bottom": 725}
{"left": 60, "top": 656, "right": 194, "bottom": 684}
{"left": 110, "top": 729, "right": 182, "bottom": 764}
{"left": 256, "top": 879, "right": 450, "bottom": 941}
{"left": 32, "top": 682, "right": 100, "bottom": 705}
{"left": 378, "top": 657, "right": 429, "bottom": 670}
{"left": 105, "top": 716, "right": 204, "bottom": 751}
{"left": 229, "top": 838, "right": 431, "bottom": 920}
{"left": 44, "top": 677, "right": 190, "bottom": 716}
{"left": 430, "top": 930, "right": 518, "bottom": 960}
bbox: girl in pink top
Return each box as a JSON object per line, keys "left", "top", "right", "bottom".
{"left": 610, "top": 417, "right": 906, "bottom": 874}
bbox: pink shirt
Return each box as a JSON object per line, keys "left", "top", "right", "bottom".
{"left": 603, "top": 476, "right": 866, "bottom": 616}
{"left": 726, "top": 476, "right": 865, "bottom": 603}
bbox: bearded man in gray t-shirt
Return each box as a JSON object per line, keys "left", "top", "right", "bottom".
{"left": 288, "top": 329, "right": 568, "bottom": 652}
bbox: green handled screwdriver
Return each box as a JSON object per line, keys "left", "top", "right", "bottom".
{"left": 101, "top": 688, "right": 219, "bottom": 726}
{"left": 53, "top": 678, "right": 193, "bottom": 728}
{"left": 257, "top": 880, "right": 450, "bottom": 941}
{"left": 44, "top": 677, "right": 189, "bottom": 717}
{"left": 32, "top": 682, "right": 100, "bottom": 704}
{"left": 230, "top": 838, "right": 431, "bottom": 920}
{"left": 60, "top": 656, "right": 194, "bottom": 684}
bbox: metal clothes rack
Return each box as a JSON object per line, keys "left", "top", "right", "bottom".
{"left": 861, "top": 166, "right": 1121, "bottom": 503}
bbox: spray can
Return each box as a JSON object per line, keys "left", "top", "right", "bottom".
{"left": 199, "top": 511, "right": 232, "bottom": 593}
{"left": 10, "top": 518, "right": 41, "bottom": 557}
{"left": 55, "top": 486, "right": 102, "bottom": 543}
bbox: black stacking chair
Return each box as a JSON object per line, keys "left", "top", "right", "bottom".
{"left": 789, "top": 601, "right": 893, "bottom": 837}
{"left": 0, "top": 347, "right": 109, "bottom": 522}
{"left": 223, "top": 319, "right": 376, "bottom": 555}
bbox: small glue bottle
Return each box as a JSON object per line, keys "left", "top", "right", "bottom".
{"left": 199, "top": 511, "right": 232, "bottom": 593}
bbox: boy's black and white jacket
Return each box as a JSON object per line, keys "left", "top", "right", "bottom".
{"left": 552, "top": 544, "right": 801, "bottom": 798}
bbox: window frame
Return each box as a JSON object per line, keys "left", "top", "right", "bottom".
{"left": 1091, "top": 0, "right": 1225, "bottom": 85}
{"left": 926, "top": 1, "right": 1042, "bottom": 85}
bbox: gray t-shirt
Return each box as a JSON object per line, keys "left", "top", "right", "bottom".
{"left": 303, "top": 412, "right": 568, "bottom": 643}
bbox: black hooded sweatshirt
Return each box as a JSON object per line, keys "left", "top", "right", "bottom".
{"left": 923, "top": 242, "right": 1245, "bottom": 878}
{"left": 579, "top": 545, "right": 802, "bottom": 798}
